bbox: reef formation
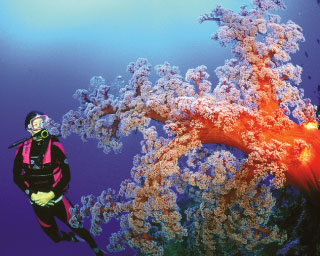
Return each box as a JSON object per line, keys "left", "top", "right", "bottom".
{"left": 47, "top": 0, "right": 320, "bottom": 255}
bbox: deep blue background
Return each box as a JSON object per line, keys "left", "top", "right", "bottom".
{"left": 1, "top": 0, "right": 319, "bottom": 255}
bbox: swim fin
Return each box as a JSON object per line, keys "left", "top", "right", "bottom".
{"left": 61, "top": 231, "right": 80, "bottom": 242}
{"left": 93, "top": 247, "right": 107, "bottom": 256}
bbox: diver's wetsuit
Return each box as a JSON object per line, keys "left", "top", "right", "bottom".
{"left": 13, "top": 136, "right": 98, "bottom": 248}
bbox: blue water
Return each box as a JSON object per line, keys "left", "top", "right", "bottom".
{"left": 1, "top": 0, "right": 319, "bottom": 255}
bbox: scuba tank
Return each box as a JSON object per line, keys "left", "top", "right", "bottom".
{"left": 8, "top": 129, "right": 50, "bottom": 149}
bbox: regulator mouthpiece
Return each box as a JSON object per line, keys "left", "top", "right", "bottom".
{"left": 38, "top": 129, "right": 49, "bottom": 139}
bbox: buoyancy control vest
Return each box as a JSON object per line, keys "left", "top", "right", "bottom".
{"left": 20, "top": 136, "right": 66, "bottom": 194}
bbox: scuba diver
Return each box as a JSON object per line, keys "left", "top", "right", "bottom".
{"left": 11, "top": 111, "right": 106, "bottom": 256}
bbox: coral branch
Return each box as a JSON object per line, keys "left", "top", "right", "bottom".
{"left": 44, "top": 0, "right": 320, "bottom": 255}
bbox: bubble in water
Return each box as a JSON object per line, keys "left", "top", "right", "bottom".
{"left": 90, "top": 76, "right": 106, "bottom": 89}
{"left": 110, "top": 75, "right": 125, "bottom": 96}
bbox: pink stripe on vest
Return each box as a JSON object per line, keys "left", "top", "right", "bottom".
{"left": 43, "top": 139, "right": 51, "bottom": 164}
{"left": 52, "top": 167, "right": 63, "bottom": 187}
{"left": 52, "top": 141, "right": 66, "bottom": 155}
{"left": 22, "top": 139, "right": 32, "bottom": 165}
{"left": 15, "top": 144, "right": 23, "bottom": 158}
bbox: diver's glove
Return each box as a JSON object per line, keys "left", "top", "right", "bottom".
{"left": 31, "top": 191, "right": 55, "bottom": 207}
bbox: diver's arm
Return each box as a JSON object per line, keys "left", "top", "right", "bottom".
{"left": 13, "top": 146, "right": 32, "bottom": 198}
{"left": 50, "top": 143, "right": 71, "bottom": 198}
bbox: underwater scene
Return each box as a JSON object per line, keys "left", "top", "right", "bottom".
{"left": 1, "top": 0, "right": 320, "bottom": 255}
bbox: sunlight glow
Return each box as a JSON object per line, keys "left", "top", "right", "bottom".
{"left": 299, "top": 147, "right": 311, "bottom": 162}
{"left": 303, "top": 122, "right": 318, "bottom": 130}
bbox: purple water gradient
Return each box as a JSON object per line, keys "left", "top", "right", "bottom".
{"left": 1, "top": 1, "right": 320, "bottom": 255}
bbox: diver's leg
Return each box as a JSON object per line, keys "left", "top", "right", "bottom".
{"left": 54, "top": 196, "right": 106, "bottom": 255}
{"left": 32, "top": 203, "right": 63, "bottom": 243}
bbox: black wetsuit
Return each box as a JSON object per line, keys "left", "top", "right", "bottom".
{"left": 13, "top": 136, "right": 98, "bottom": 248}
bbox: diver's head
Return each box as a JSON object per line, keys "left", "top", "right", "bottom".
{"left": 25, "top": 111, "right": 49, "bottom": 140}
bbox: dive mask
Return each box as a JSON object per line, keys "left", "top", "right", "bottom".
{"left": 28, "top": 115, "right": 49, "bottom": 131}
